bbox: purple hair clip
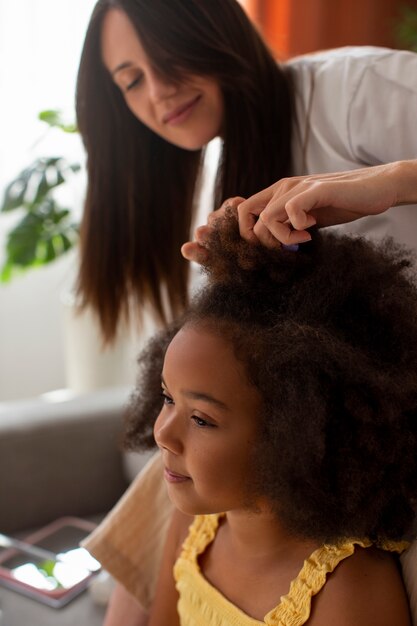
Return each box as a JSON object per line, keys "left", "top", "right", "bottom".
{"left": 282, "top": 244, "right": 299, "bottom": 252}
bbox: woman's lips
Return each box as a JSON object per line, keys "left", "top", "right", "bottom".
{"left": 164, "top": 467, "right": 191, "bottom": 483}
{"left": 162, "top": 95, "right": 201, "bottom": 125}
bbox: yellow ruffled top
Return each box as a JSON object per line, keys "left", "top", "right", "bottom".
{"left": 174, "top": 513, "right": 408, "bottom": 626}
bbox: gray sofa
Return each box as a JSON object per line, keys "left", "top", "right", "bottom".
{"left": 0, "top": 386, "right": 134, "bottom": 626}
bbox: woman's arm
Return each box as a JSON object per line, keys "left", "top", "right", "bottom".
{"left": 147, "top": 509, "right": 192, "bottom": 626}
{"left": 182, "top": 160, "right": 417, "bottom": 258}
{"left": 237, "top": 159, "right": 417, "bottom": 247}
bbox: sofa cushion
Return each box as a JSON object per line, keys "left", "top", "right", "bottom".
{"left": 0, "top": 387, "right": 130, "bottom": 533}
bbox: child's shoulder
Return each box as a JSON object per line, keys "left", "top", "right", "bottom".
{"left": 308, "top": 545, "right": 411, "bottom": 626}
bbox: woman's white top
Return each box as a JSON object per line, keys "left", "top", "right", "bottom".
{"left": 287, "top": 46, "right": 417, "bottom": 249}
{"left": 191, "top": 46, "right": 417, "bottom": 293}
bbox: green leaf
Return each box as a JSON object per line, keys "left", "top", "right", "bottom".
{"left": 0, "top": 195, "right": 79, "bottom": 279}
{"left": 0, "top": 261, "right": 13, "bottom": 283}
{"left": 38, "top": 110, "right": 61, "bottom": 125}
{"left": 33, "top": 165, "right": 64, "bottom": 204}
{"left": 1, "top": 106, "right": 82, "bottom": 281}
{"left": 33, "top": 171, "right": 50, "bottom": 204}
{"left": 38, "top": 109, "right": 78, "bottom": 133}
{"left": 5, "top": 212, "right": 43, "bottom": 266}
{"left": 60, "top": 233, "right": 73, "bottom": 252}
{"left": 44, "top": 238, "right": 56, "bottom": 262}
{"left": 1, "top": 167, "right": 33, "bottom": 212}
{"left": 1, "top": 157, "right": 81, "bottom": 212}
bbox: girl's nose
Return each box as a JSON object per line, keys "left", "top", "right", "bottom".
{"left": 147, "top": 68, "right": 178, "bottom": 103}
{"left": 154, "top": 409, "right": 183, "bottom": 455}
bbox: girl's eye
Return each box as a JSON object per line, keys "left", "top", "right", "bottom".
{"left": 126, "top": 75, "right": 143, "bottom": 91}
{"left": 161, "top": 391, "right": 174, "bottom": 405}
{"left": 191, "top": 415, "right": 215, "bottom": 428}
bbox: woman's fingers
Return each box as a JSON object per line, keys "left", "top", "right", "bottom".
{"left": 255, "top": 217, "right": 312, "bottom": 245}
{"left": 181, "top": 224, "right": 211, "bottom": 262}
{"left": 237, "top": 187, "right": 272, "bottom": 242}
{"left": 237, "top": 165, "right": 402, "bottom": 246}
{"left": 252, "top": 219, "right": 282, "bottom": 248}
{"left": 182, "top": 197, "right": 245, "bottom": 264}
{"left": 238, "top": 181, "right": 316, "bottom": 245}
{"left": 184, "top": 161, "right": 417, "bottom": 257}
{"left": 181, "top": 241, "right": 209, "bottom": 263}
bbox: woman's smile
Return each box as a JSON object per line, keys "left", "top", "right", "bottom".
{"left": 162, "top": 94, "right": 202, "bottom": 126}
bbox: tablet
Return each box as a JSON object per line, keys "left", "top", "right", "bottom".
{"left": 0, "top": 517, "right": 100, "bottom": 608}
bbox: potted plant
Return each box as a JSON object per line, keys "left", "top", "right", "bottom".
{"left": 0, "top": 110, "right": 81, "bottom": 282}
{"left": 0, "top": 110, "right": 135, "bottom": 393}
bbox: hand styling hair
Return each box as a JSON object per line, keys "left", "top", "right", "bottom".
{"left": 124, "top": 211, "right": 417, "bottom": 544}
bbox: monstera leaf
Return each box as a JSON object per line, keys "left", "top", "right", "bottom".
{"left": 0, "top": 111, "right": 81, "bottom": 282}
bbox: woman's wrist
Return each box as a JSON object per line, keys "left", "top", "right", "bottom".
{"left": 389, "top": 159, "right": 417, "bottom": 206}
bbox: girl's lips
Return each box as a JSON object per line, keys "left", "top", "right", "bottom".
{"left": 162, "top": 95, "right": 201, "bottom": 125}
{"left": 164, "top": 467, "right": 191, "bottom": 483}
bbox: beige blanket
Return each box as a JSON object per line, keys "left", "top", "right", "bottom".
{"left": 82, "top": 452, "right": 172, "bottom": 610}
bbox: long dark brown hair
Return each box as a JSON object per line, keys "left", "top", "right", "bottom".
{"left": 76, "top": 0, "right": 293, "bottom": 342}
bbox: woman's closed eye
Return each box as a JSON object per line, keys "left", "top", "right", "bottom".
{"left": 114, "top": 69, "right": 143, "bottom": 93}
{"left": 125, "top": 74, "right": 143, "bottom": 91}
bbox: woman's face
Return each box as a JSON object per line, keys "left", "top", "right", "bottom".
{"left": 101, "top": 8, "right": 224, "bottom": 150}
{"left": 154, "top": 324, "right": 261, "bottom": 516}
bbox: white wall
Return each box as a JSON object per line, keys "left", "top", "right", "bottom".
{"left": 0, "top": 0, "right": 114, "bottom": 401}
{"left": 0, "top": 1, "right": 221, "bottom": 401}
{"left": 0, "top": 251, "right": 74, "bottom": 400}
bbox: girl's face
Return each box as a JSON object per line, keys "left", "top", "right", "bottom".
{"left": 101, "top": 8, "right": 224, "bottom": 150}
{"left": 154, "top": 324, "right": 261, "bottom": 516}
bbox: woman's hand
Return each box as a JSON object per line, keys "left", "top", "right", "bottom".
{"left": 181, "top": 160, "right": 417, "bottom": 262}
{"left": 237, "top": 161, "right": 417, "bottom": 247}
{"left": 181, "top": 197, "right": 245, "bottom": 263}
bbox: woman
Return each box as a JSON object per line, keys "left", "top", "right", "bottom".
{"left": 75, "top": 1, "right": 417, "bottom": 623}
{"left": 76, "top": 0, "right": 417, "bottom": 341}
{"left": 76, "top": 0, "right": 291, "bottom": 341}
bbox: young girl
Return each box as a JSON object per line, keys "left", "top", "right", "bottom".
{"left": 122, "top": 212, "right": 417, "bottom": 625}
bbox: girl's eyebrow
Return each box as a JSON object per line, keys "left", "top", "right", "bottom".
{"left": 161, "top": 376, "right": 230, "bottom": 410}
{"left": 182, "top": 390, "right": 230, "bottom": 410}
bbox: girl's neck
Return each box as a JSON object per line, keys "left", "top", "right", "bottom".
{"left": 199, "top": 505, "right": 321, "bottom": 620}
{"left": 223, "top": 505, "right": 318, "bottom": 563}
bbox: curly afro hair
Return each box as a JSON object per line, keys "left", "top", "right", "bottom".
{"left": 124, "top": 210, "right": 417, "bottom": 544}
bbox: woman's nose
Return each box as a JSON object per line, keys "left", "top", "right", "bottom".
{"left": 147, "top": 68, "right": 178, "bottom": 103}
{"left": 154, "top": 409, "right": 183, "bottom": 455}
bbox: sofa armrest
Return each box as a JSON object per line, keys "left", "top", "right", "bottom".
{"left": 0, "top": 387, "right": 131, "bottom": 533}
